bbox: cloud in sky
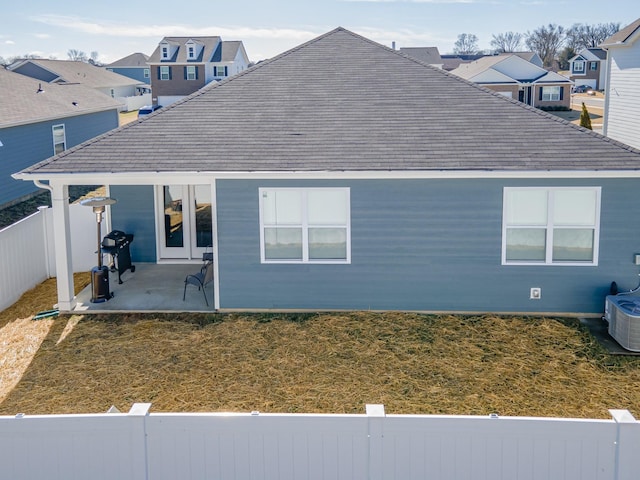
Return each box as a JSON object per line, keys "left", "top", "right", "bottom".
{"left": 5, "top": 40, "right": 15, "bottom": 45}
{"left": 341, "top": 0, "right": 476, "bottom": 3}
{"left": 31, "top": 14, "right": 318, "bottom": 41}
{"left": 34, "top": 33, "right": 51, "bottom": 39}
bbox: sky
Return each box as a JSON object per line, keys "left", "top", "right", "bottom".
{"left": 0, "top": 1, "right": 636, "bottom": 64}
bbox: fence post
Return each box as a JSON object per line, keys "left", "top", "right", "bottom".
{"left": 129, "top": 403, "right": 152, "bottom": 480}
{"left": 610, "top": 409, "right": 640, "bottom": 480}
{"left": 367, "top": 404, "right": 385, "bottom": 480}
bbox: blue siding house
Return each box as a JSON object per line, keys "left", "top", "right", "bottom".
{"left": 0, "top": 68, "right": 121, "bottom": 208}
{"left": 13, "top": 28, "right": 640, "bottom": 315}
{"left": 105, "top": 53, "right": 151, "bottom": 85}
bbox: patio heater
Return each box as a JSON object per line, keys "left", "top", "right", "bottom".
{"left": 81, "top": 197, "right": 117, "bottom": 303}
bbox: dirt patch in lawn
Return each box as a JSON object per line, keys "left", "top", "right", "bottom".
{"left": 1, "top": 300, "right": 639, "bottom": 417}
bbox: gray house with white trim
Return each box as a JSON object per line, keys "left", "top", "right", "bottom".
{"left": 0, "top": 68, "right": 121, "bottom": 208}
{"left": 13, "top": 28, "right": 640, "bottom": 315}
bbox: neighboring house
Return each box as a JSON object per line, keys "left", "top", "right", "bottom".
{"left": 399, "top": 47, "right": 444, "bottom": 69}
{"left": 441, "top": 53, "right": 486, "bottom": 71}
{"left": 442, "top": 52, "right": 542, "bottom": 72}
{"left": 8, "top": 59, "right": 149, "bottom": 112}
{"left": 147, "top": 36, "right": 250, "bottom": 106}
{"left": 510, "top": 51, "right": 544, "bottom": 67}
{"left": 0, "top": 68, "right": 120, "bottom": 208}
{"left": 451, "top": 54, "right": 572, "bottom": 108}
{"left": 601, "top": 17, "right": 640, "bottom": 150}
{"left": 13, "top": 28, "right": 640, "bottom": 316}
{"left": 105, "top": 53, "right": 151, "bottom": 85}
{"left": 569, "top": 48, "right": 608, "bottom": 90}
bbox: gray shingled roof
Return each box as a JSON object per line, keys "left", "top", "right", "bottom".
{"left": 18, "top": 28, "right": 640, "bottom": 176}
{"left": 211, "top": 41, "right": 245, "bottom": 62}
{"left": 0, "top": 68, "right": 122, "bottom": 128}
{"left": 601, "top": 17, "right": 640, "bottom": 46}
{"left": 12, "top": 59, "right": 142, "bottom": 89}
{"left": 148, "top": 37, "right": 221, "bottom": 63}
{"left": 105, "top": 53, "right": 149, "bottom": 68}
{"left": 399, "top": 47, "right": 442, "bottom": 66}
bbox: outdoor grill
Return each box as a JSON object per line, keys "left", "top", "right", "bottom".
{"left": 101, "top": 230, "right": 135, "bottom": 284}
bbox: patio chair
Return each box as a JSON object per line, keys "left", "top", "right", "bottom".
{"left": 183, "top": 259, "right": 214, "bottom": 306}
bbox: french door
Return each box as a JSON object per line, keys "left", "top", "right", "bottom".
{"left": 156, "top": 185, "right": 213, "bottom": 260}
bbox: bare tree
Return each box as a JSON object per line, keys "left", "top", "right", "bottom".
{"left": 453, "top": 33, "right": 480, "bottom": 55}
{"left": 566, "top": 22, "right": 621, "bottom": 50}
{"left": 525, "top": 24, "right": 565, "bottom": 68}
{"left": 490, "top": 32, "right": 523, "bottom": 53}
{"left": 67, "top": 49, "right": 88, "bottom": 62}
{"left": 88, "top": 51, "right": 103, "bottom": 66}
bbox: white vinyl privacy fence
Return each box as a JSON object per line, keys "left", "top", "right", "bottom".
{"left": 0, "top": 205, "right": 96, "bottom": 312}
{"left": 1, "top": 404, "right": 639, "bottom": 480}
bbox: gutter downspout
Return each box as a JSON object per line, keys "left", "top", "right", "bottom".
{"left": 33, "top": 180, "right": 54, "bottom": 278}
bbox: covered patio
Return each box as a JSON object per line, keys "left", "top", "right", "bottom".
{"left": 73, "top": 263, "right": 216, "bottom": 313}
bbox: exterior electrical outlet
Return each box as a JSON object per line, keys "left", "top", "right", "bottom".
{"left": 530, "top": 288, "right": 541, "bottom": 299}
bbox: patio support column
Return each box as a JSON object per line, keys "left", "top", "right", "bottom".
{"left": 50, "top": 182, "right": 76, "bottom": 311}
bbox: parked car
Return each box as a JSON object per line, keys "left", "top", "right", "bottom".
{"left": 572, "top": 85, "right": 593, "bottom": 94}
{"left": 138, "top": 105, "right": 163, "bottom": 117}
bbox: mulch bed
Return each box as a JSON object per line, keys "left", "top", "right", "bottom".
{"left": 1, "top": 284, "right": 639, "bottom": 418}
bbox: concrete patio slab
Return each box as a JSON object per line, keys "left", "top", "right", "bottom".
{"left": 73, "top": 263, "right": 216, "bottom": 313}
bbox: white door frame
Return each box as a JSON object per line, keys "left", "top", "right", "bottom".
{"left": 154, "top": 184, "right": 213, "bottom": 261}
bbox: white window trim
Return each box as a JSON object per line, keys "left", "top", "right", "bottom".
{"left": 501, "top": 187, "right": 601, "bottom": 266}
{"left": 186, "top": 65, "right": 196, "bottom": 80}
{"left": 52, "top": 124, "right": 66, "bottom": 155}
{"left": 144, "top": 68, "right": 150, "bottom": 78}
{"left": 160, "top": 65, "right": 170, "bottom": 81}
{"left": 573, "top": 60, "right": 585, "bottom": 73}
{"left": 161, "top": 44, "right": 170, "bottom": 60}
{"left": 259, "top": 187, "right": 351, "bottom": 264}
{"left": 541, "top": 86, "right": 561, "bottom": 102}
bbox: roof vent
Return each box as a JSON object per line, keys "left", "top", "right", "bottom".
{"left": 36, "top": 83, "right": 44, "bottom": 93}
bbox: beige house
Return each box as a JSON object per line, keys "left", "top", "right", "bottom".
{"left": 451, "top": 54, "right": 572, "bottom": 109}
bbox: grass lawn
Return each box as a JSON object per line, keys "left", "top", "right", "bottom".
{"left": 1, "top": 274, "right": 639, "bottom": 418}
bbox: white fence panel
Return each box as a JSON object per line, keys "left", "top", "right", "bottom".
{"left": 376, "top": 414, "right": 617, "bottom": 480}
{"left": 0, "top": 211, "right": 48, "bottom": 311}
{"left": 0, "top": 413, "right": 147, "bottom": 480}
{"left": 145, "top": 413, "right": 370, "bottom": 480}
{"left": 117, "top": 93, "right": 152, "bottom": 112}
{"left": 0, "top": 406, "right": 639, "bottom": 480}
{"left": 0, "top": 205, "right": 96, "bottom": 312}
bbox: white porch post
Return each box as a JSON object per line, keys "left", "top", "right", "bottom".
{"left": 51, "top": 182, "right": 76, "bottom": 311}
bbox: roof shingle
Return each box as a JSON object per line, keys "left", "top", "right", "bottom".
{"left": 18, "top": 28, "right": 640, "bottom": 176}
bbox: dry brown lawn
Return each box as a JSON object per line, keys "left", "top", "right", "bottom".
{"left": 1, "top": 275, "right": 639, "bottom": 418}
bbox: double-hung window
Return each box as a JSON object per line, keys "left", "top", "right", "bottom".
{"left": 573, "top": 60, "right": 585, "bottom": 73}
{"left": 590, "top": 61, "right": 598, "bottom": 71}
{"left": 502, "top": 187, "right": 600, "bottom": 265}
{"left": 541, "top": 86, "right": 561, "bottom": 101}
{"left": 52, "top": 124, "right": 66, "bottom": 155}
{"left": 214, "top": 66, "right": 227, "bottom": 77}
{"left": 259, "top": 188, "right": 351, "bottom": 263}
{"left": 160, "top": 66, "right": 170, "bottom": 80}
{"left": 186, "top": 65, "right": 196, "bottom": 80}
